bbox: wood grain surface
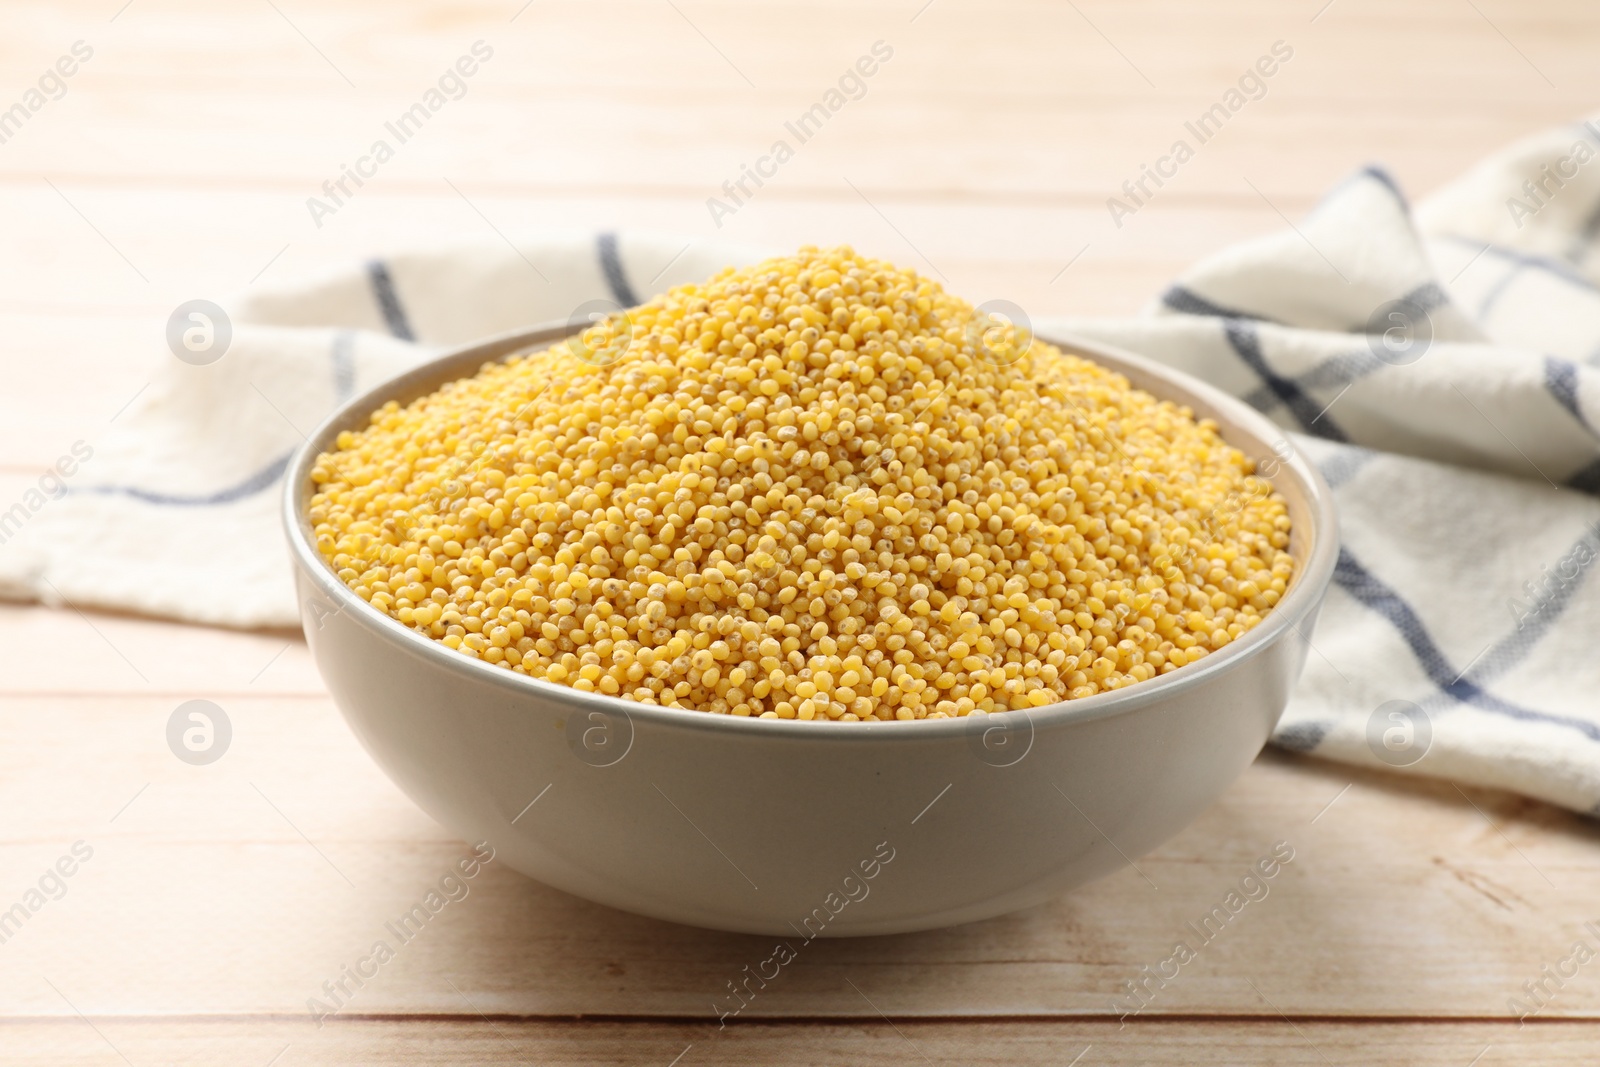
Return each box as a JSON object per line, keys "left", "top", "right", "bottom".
{"left": 3, "top": 1, "right": 1599, "bottom": 1063}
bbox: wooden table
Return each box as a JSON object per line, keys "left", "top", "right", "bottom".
{"left": 4, "top": 1, "right": 1599, "bottom": 1062}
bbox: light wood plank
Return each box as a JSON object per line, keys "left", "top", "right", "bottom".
{"left": 4, "top": 1017, "right": 1594, "bottom": 1066}
{"left": 0, "top": 603, "right": 319, "bottom": 694}
{"left": 0, "top": 688, "right": 1593, "bottom": 1019}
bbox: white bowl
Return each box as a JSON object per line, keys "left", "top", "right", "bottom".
{"left": 282, "top": 323, "right": 1337, "bottom": 936}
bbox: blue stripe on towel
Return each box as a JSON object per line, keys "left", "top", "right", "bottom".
{"left": 1300, "top": 165, "right": 1409, "bottom": 227}
{"left": 1223, "top": 319, "right": 1350, "bottom": 441}
{"left": 1159, "top": 285, "right": 1278, "bottom": 323}
{"left": 366, "top": 260, "right": 416, "bottom": 341}
{"left": 1462, "top": 523, "right": 1600, "bottom": 687}
{"left": 1565, "top": 458, "right": 1600, "bottom": 494}
{"left": 69, "top": 333, "right": 355, "bottom": 508}
{"left": 597, "top": 232, "right": 639, "bottom": 307}
{"left": 1333, "top": 546, "right": 1600, "bottom": 743}
{"left": 76, "top": 451, "right": 292, "bottom": 507}
{"left": 1284, "top": 350, "right": 1382, "bottom": 393}
{"left": 1272, "top": 720, "right": 1331, "bottom": 752}
{"left": 1544, "top": 355, "right": 1585, "bottom": 423}
{"left": 1439, "top": 235, "right": 1600, "bottom": 296}
{"left": 1359, "top": 163, "right": 1409, "bottom": 210}
{"left": 1315, "top": 445, "right": 1378, "bottom": 489}
{"left": 1541, "top": 356, "right": 1600, "bottom": 491}
{"left": 332, "top": 329, "right": 357, "bottom": 402}
{"left": 1158, "top": 293, "right": 1395, "bottom": 437}
{"left": 1398, "top": 280, "right": 1449, "bottom": 314}
{"left": 1343, "top": 164, "right": 1410, "bottom": 213}
{"left": 1175, "top": 279, "right": 1451, "bottom": 424}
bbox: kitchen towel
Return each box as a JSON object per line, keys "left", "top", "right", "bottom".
{"left": 4, "top": 122, "right": 1600, "bottom": 813}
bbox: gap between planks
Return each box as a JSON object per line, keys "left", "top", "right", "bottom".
{"left": 3, "top": 1011, "right": 1600, "bottom": 1024}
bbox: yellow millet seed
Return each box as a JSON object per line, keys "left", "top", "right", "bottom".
{"left": 309, "top": 246, "right": 1294, "bottom": 722}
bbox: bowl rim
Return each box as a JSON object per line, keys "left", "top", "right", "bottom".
{"left": 282, "top": 320, "right": 1339, "bottom": 739}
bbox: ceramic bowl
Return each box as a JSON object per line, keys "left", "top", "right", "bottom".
{"left": 282, "top": 322, "right": 1337, "bottom": 936}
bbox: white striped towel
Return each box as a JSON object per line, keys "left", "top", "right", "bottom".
{"left": 4, "top": 122, "right": 1600, "bottom": 813}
